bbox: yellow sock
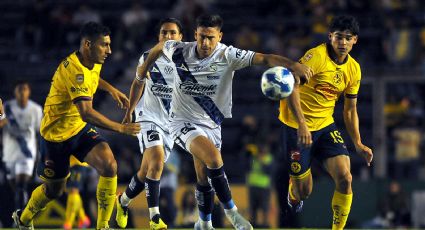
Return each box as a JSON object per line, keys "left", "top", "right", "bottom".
{"left": 96, "top": 176, "right": 117, "bottom": 229}
{"left": 20, "top": 185, "right": 52, "bottom": 225}
{"left": 331, "top": 190, "right": 353, "bottom": 230}
{"left": 65, "top": 192, "right": 81, "bottom": 226}
{"left": 77, "top": 193, "right": 87, "bottom": 220}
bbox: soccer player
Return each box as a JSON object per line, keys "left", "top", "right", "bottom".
{"left": 279, "top": 15, "right": 373, "bottom": 230}
{"left": 12, "top": 22, "right": 141, "bottom": 230}
{"left": 115, "top": 18, "right": 184, "bottom": 230}
{"left": 133, "top": 14, "right": 313, "bottom": 230}
{"left": 63, "top": 156, "right": 91, "bottom": 230}
{"left": 0, "top": 81, "right": 42, "bottom": 212}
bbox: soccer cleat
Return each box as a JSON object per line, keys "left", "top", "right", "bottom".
{"left": 115, "top": 194, "right": 129, "bottom": 228}
{"left": 225, "top": 210, "right": 253, "bottom": 230}
{"left": 78, "top": 215, "right": 91, "bottom": 228}
{"left": 149, "top": 214, "right": 167, "bottom": 230}
{"left": 12, "top": 210, "right": 34, "bottom": 230}
{"left": 194, "top": 220, "right": 215, "bottom": 230}
{"left": 63, "top": 222, "right": 72, "bottom": 230}
{"left": 287, "top": 193, "right": 304, "bottom": 213}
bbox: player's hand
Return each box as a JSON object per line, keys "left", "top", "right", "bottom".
{"left": 120, "top": 123, "right": 141, "bottom": 136}
{"left": 122, "top": 111, "right": 132, "bottom": 124}
{"left": 291, "top": 62, "right": 313, "bottom": 84}
{"left": 110, "top": 89, "right": 129, "bottom": 109}
{"left": 355, "top": 143, "right": 373, "bottom": 166}
{"left": 297, "top": 123, "right": 312, "bottom": 148}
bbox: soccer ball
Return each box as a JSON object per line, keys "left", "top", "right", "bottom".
{"left": 260, "top": 66, "right": 295, "bottom": 100}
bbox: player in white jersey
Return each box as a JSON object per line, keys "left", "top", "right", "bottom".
{"left": 115, "top": 18, "right": 183, "bottom": 230}
{"left": 132, "top": 14, "right": 313, "bottom": 230}
{"left": 0, "top": 81, "right": 42, "bottom": 211}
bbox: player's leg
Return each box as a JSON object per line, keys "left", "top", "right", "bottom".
{"left": 64, "top": 166, "right": 89, "bottom": 230}
{"left": 193, "top": 155, "right": 215, "bottom": 229}
{"left": 13, "top": 137, "right": 70, "bottom": 229}
{"left": 189, "top": 135, "right": 253, "bottom": 230}
{"left": 324, "top": 155, "right": 352, "bottom": 230}
{"left": 14, "top": 159, "right": 33, "bottom": 211}
{"left": 84, "top": 142, "right": 117, "bottom": 230}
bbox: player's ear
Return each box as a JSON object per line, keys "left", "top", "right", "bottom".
{"left": 82, "top": 38, "right": 91, "bottom": 48}
{"left": 194, "top": 29, "right": 198, "bottom": 40}
{"left": 353, "top": 35, "right": 358, "bottom": 44}
{"left": 218, "top": 31, "right": 223, "bottom": 42}
{"left": 328, "top": 32, "right": 332, "bottom": 41}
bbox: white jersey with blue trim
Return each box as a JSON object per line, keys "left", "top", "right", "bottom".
{"left": 134, "top": 52, "right": 176, "bottom": 129}
{"left": 2, "top": 99, "right": 42, "bottom": 162}
{"left": 163, "top": 40, "right": 255, "bottom": 128}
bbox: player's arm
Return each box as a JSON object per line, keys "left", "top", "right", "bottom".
{"left": 75, "top": 99, "right": 140, "bottom": 136}
{"left": 0, "top": 99, "right": 7, "bottom": 127}
{"left": 123, "top": 79, "right": 146, "bottom": 124}
{"left": 343, "top": 97, "right": 373, "bottom": 166}
{"left": 136, "top": 41, "right": 165, "bottom": 82}
{"left": 287, "top": 79, "right": 312, "bottom": 147}
{"left": 252, "top": 53, "right": 313, "bottom": 83}
{"left": 98, "top": 78, "right": 129, "bottom": 109}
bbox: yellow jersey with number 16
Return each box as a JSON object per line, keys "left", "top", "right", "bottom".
{"left": 40, "top": 52, "right": 102, "bottom": 142}
{"left": 279, "top": 43, "right": 361, "bottom": 131}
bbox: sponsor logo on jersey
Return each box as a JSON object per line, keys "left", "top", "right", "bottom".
{"left": 147, "top": 130, "right": 160, "bottom": 142}
{"left": 207, "top": 75, "right": 220, "bottom": 80}
{"left": 179, "top": 81, "right": 217, "bottom": 96}
{"left": 314, "top": 83, "right": 339, "bottom": 101}
{"left": 181, "top": 123, "right": 196, "bottom": 135}
{"left": 164, "top": 65, "right": 174, "bottom": 75}
{"left": 209, "top": 64, "right": 217, "bottom": 72}
{"left": 70, "top": 87, "right": 89, "bottom": 94}
{"left": 151, "top": 84, "right": 173, "bottom": 99}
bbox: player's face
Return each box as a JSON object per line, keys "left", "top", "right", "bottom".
{"left": 158, "top": 23, "right": 182, "bottom": 42}
{"left": 14, "top": 84, "right": 30, "bottom": 104}
{"left": 329, "top": 30, "right": 357, "bottom": 58}
{"left": 195, "top": 26, "right": 222, "bottom": 58}
{"left": 89, "top": 35, "right": 112, "bottom": 64}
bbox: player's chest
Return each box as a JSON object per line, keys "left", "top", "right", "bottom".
{"left": 11, "top": 108, "right": 34, "bottom": 127}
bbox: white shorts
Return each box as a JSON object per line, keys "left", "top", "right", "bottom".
{"left": 137, "top": 121, "right": 174, "bottom": 162}
{"left": 169, "top": 121, "right": 222, "bottom": 153}
{"left": 5, "top": 158, "right": 35, "bottom": 180}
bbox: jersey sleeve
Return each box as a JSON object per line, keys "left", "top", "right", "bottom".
{"left": 162, "top": 40, "right": 183, "bottom": 60}
{"left": 345, "top": 64, "right": 361, "bottom": 98}
{"left": 35, "top": 105, "right": 43, "bottom": 130}
{"left": 299, "top": 48, "right": 323, "bottom": 76}
{"left": 225, "top": 45, "right": 255, "bottom": 70}
{"left": 136, "top": 53, "right": 146, "bottom": 77}
{"left": 63, "top": 68, "right": 93, "bottom": 103}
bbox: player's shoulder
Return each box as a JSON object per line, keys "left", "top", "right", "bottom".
{"left": 347, "top": 54, "right": 360, "bottom": 69}
{"left": 4, "top": 99, "right": 15, "bottom": 107}
{"left": 58, "top": 52, "right": 83, "bottom": 75}
{"left": 300, "top": 43, "right": 325, "bottom": 63}
{"left": 28, "top": 100, "right": 43, "bottom": 110}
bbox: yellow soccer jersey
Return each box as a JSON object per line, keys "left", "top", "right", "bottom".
{"left": 40, "top": 52, "right": 102, "bottom": 142}
{"left": 279, "top": 43, "right": 361, "bottom": 131}
{"left": 70, "top": 155, "right": 89, "bottom": 167}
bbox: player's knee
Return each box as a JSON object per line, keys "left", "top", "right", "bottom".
{"left": 336, "top": 172, "right": 352, "bottom": 192}
{"left": 147, "top": 161, "right": 163, "bottom": 177}
{"left": 98, "top": 157, "right": 117, "bottom": 177}
{"left": 205, "top": 152, "right": 223, "bottom": 168}
{"left": 45, "top": 183, "right": 66, "bottom": 199}
{"left": 293, "top": 182, "right": 312, "bottom": 200}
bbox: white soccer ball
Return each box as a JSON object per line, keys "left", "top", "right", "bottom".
{"left": 260, "top": 66, "right": 295, "bottom": 100}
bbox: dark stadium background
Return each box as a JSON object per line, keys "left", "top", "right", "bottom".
{"left": 0, "top": 0, "right": 425, "bottom": 228}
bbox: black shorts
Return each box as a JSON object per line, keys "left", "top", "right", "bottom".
{"left": 281, "top": 123, "right": 349, "bottom": 179}
{"left": 37, "top": 124, "right": 106, "bottom": 181}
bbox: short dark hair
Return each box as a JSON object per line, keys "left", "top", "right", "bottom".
{"left": 15, "top": 80, "right": 30, "bottom": 88}
{"left": 79, "top": 22, "right": 111, "bottom": 41}
{"left": 157, "top": 18, "right": 183, "bottom": 34}
{"left": 329, "top": 15, "right": 359, "bottom": 35}
{"left": 196, "top": 14, "right": 223, "bottom": 30}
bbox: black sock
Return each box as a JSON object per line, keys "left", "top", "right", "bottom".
{"left": 145, "top": 178, "right": 160, "bottom": 208}
{"left": 207, "top": 166, "right": 234, "bottom": 209}
{"left": 15, "top": 181, "right": 28, "bottom": 210}
{"left": 125, "top": 175, "right": 145, "bottom": 199}
{"left": 196, "top": 183, "right": 214, "bottom": 221}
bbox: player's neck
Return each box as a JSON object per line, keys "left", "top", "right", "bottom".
{"left": 326, "top": 43, "right": 348, "bottom": 65}
{"left": 17, "top": 99, "right": 28, "bottom": 108}
{"left": 76, "top": 50, "right": 95, "bottom": 70}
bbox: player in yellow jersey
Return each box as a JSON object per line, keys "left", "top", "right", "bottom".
{"left": 279, "top": 15, "right": 373, "bottom": 230}
{"left": 12, "top": 22, "right": 141, "bottom": 230}
{"left": 63, "top": 156, "right": 91, "bottom": 230}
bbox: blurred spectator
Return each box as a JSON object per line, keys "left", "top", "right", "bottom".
{"left": 120, "top": 2, "right": 150, "bottom": 52}
{"left": 48, "top": 5, "right": 74, "bottom": 48}
{"left": 384, "top": 96, "right": 410, "bottom": 129}
{"left": 392, "top": 115, "right": 422, "bottom": 179}
{"left": 72, "top": 4, "right": 101, "bottom": 26}
{"left": 159, "top": 150, "right": 180, "bottom": 227}
{"left": 235, "top": 25, "right": 261, "bottom": 51}
{"left": 247, "top": 143, "right": 273, "bottom": 228}
{"left": 363, "top": 181, "right": 411, "bottom": 228}
{"left": 180, "top": 188, "right": 198, "bottom": 228}
{"left": 383, "top": 18, "right": 415, "bottom": 68}
{"left": 171, "top": 0, "right": 207, "bottom": 37}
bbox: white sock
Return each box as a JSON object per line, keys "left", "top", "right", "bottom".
{"left": 120, "top": 192, "right": 132, "bottom": 207}
{"left": 224, "top": 205, "right": 238, "bottom": 216}
{"left": 149, "top": 206, "right": 160, "bottom": 219}
{"left": 199, "top": 219, "right": 213, "bottom": 227}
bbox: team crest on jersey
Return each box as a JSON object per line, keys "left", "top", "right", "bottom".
{"left": 164, "top": 65, "right": 173, "bottom": 74}
{"left": 76, "top": 74, "right": 84, "bottom": 83}
{"left": 209, "top": 64, "right": 217, "bottom": 72}
{"left": 291, "top": 162, "right": 301, "bottom": 173}
{"left": 44, "top": 168, "right": 55, "bottom": 177}
{"left": 333, "top": 70, "right": 343, "bottom": 85}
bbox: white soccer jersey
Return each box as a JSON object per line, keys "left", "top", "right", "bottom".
{"left": 134, "top": 51, "right": 176, "bottom": 129}
{"left": 162, "top": 40, "right": 255, "bottom": 128}
{"left": 2, "top": 99, "right": 42, "bottom": 162}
